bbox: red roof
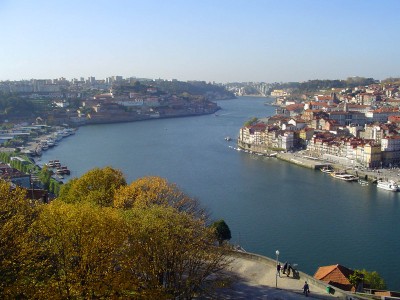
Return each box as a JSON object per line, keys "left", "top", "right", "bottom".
{"left": 314, "top": 264, "right": 355, "bottom": 291}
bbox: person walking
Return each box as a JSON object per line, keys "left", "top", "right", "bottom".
{"left": 286, "top": 263, "right": 291, "bottom": 277}
{"left": 277, "top": 263, "right": 281, "bottom": 277}
{"left": 303, "top": 281, "right": 310, "bottom": 297}
{"left": 282, "top": 262, "right": 288, "bottom": 274}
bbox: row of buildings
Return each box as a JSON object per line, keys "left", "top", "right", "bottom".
{"left": 238, "top": 83, "right": 400, "bottom": 168}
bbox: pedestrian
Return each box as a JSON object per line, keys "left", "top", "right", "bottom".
{"left": 277, "top": 263, "right": 281, "bottom": 277}
{"left": 286, "top": 263, "right": 291, "bottom": 277}
{"left": 283, "top": 262, "right": 288, "bottom": 274}
{"left": 303, "top": 281, "right": 310, "bottom": 296}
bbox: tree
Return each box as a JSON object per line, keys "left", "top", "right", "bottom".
{"left": 114, "top": 176, "right": 207, "bottom": 218}
{"left": 0, "top": 180, "right": 38, "bottom": 297}
{"left": 123, "top": 205, "right": 229, "bottom": 299}
{"left": 359, "top": 269, "right": 386, "bottom": 290}
{"left": 211, "top": 219, "right": 232, "bottom": 246}
{"left": 29, "top": 200, "right": 138, "bottom": 299}
{"left": 0, "top": 170, "right": 230, "bottom": 299}
{"left": 349, "top": 270, "right": 364, "bottom": 292}
{"left": 38, "top": 165, "right": 52, "bottom": 190}
{"left": 58, "top": 166, "right": 126, "bottom": 207}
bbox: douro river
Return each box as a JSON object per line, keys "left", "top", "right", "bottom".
{"left": 40, "top": 96, "right": 400, "bottom": 290}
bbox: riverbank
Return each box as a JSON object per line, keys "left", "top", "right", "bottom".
{"left": 276, "top": 152, "right": 400, "bottom": 185}
{"left": 83, "top": 105, "right": 221, "bottom": 126}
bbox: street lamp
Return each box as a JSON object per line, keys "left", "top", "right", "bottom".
{"left": 275, "top": 250, "right": 280, "bottom": 288}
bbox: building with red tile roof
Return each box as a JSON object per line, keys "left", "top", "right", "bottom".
{"left": 313, "top": 264, "right": 359, "bottom": 292}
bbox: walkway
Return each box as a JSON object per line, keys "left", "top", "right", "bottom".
{"left": 199, "top": 251, "right": 358, "bottom": 299}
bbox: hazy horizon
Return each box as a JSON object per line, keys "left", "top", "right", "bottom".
{"left": 1, "top": 0, "right": 399, "bottom": 83}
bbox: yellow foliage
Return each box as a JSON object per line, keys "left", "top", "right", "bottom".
{"left": 122, "top": 206, "right": 228, "bottom": 298}
{"left": 58, "top": 166, "right": 126, "bottom": 207}
{"left": 31, "top": 200, "right": 137, "bottom": 299}
{"left": 114, "top": 176, "right": 206, "bottom": 218}
{"left": 0, "top": 171, "right": 228, "bottom": 299}
{"left": 0, "top": 180, "right": 39, "bottom": 297}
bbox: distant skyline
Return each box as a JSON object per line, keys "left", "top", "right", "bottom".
{"left": 1, "top": 0, "right": 399, "bottom": 83}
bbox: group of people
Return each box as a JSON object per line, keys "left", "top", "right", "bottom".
{"left": 276, "top": 261, "right": 295, "bottom": 277}
{"left": 276, "top": 262, "right": 310, "bottom": 296}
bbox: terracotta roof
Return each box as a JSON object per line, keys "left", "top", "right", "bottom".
{"left": 285, "top": 103, "right": 304, "bottom": 111}
{"left": 310, "top": 101, "right": 329, "bottom": 107}
{"left": 314, "top": 264, "right": 355, "bottom": 291}
{"left": 316, "top": 96, "right": 332, "bottom": 101}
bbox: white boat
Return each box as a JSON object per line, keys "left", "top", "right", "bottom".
{"left": 40, "top": 141, "right": 49, "bottom": 150}
{"left": 46, "top": 138, "right": 56, "bottom": 147}
{"left": 377, "top": 180, "right": 399, "bottom": 192}
{"left": 331, "top": 172, "right": 358, "bottom": 181}
{"left": 320, "top": 166, "right": 334, "bottom": 174}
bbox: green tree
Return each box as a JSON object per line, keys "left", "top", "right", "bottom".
{"left": 359, "top": 269, "right": 386, "bottom": 290}
{"left": 39, "top": 165, "right": 52, "bottom": 190}
{"left": 211, "top": 219, "right": 232, "bottom": 246}
{"left": 349, "top": 270, "right": 363, "bottom": 292}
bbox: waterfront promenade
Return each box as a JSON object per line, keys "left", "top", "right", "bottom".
{"left": 203, "top": 251, "right": 362, "bottom": 300}
{"left": 277, "top": 152, "right": 400, "bottom": 184}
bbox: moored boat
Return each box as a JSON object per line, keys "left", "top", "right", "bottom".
{"left": 320, "top": 166, "right": 334, "bottom": 174}
{"left": 358, "top": 179, "right": 369, "bottom": 186}
{"left": 40, "top": 141, "right": 49, "bottom": 150}
{"left": 60, "top": 166, "right": 70, "bottom": 175}
{"left": 377, "top": 180, "right": 399, "bottom": 192}
{"left": 331, "top": 171, "right": 358, "bottom": 181}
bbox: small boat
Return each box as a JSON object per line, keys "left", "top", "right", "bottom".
{"left": 320, "top": 166, "right": 334, "bottom": 174}
{"left": 377, "top": 180, "right": 399, "bottom": 192}
{"left": 331, "top": 172, "right": 358, "bottom": 181}
{"left": 60, "top": 166, "right": 70, "bottom": 175}
{"left": 40, "top": 141, "right": 49, "bottom": 150}
{"left": 358, "top": 179, "right": 369, "bottom": 186}
{"left": 225, "top": 136, "right": 232, "bottom": 141}
{"left": 46, "top": 139, "right": 56, "bottom": 147}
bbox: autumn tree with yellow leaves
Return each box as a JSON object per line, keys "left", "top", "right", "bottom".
{"left": 0, "top": 180, "right": 39, "bottom": 297}
{"left": 0, "top": 168, "right": 230, "bottom": 299}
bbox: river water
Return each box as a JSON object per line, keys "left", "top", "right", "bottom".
{"left": 40, "top": 96, "right": 400, "bottom": 290}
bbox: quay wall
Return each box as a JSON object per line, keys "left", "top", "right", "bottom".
{"left": 237, "top": 141, "right": 383, "bottom": 182}
{"left": 276, "top": 153, "right": 328, "bottom": 170}
{"left": 237, "top": 140, "right": 272, "bottom": 155}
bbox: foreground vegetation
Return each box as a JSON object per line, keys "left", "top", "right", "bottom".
{"left": 0, "top": 167, "right": 230, "bottom": 299}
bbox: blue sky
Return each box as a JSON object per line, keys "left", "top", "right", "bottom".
{"left": 0, "top": 0, "right": 399, "bottom": 83}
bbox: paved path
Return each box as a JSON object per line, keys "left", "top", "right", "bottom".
{"left": 200, "top": 254, "right": 344, "bottom": 299}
